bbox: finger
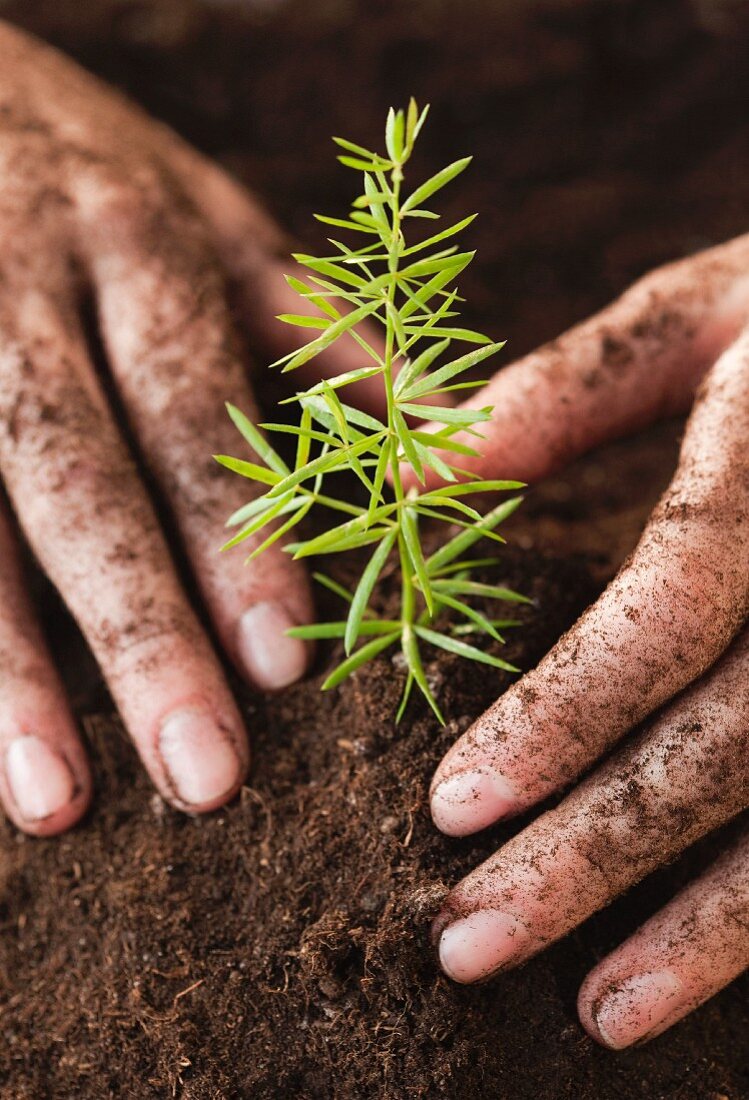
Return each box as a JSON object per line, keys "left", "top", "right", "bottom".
{"left": 433, "top": 625, "right": 749, "bottom": 985}
{"left": 402, "top": 233, "right": 749, "bottom": 490}
{"left": 0, "top": 282, "right": 248, "bottom": 812}
{"left": 0, "top": 503, "right": 91, "bottom": 835}
{"left": 578, "top": 830, "right": 749, "bottom": 1049}
{"left": 160, "top": 134, "right": 391, "bottom": 417}
{"left": 71, "top": 161, "right": 312, "bottom": 691}
{"left": 430, "top": 328, "right": 749, "bottom": 836}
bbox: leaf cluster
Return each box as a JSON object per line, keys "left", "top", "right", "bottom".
{"left": 217, "top": 101, "right": 527, "bottom": 722}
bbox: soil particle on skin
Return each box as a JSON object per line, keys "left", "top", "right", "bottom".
{"left": 0, "top": 2, "right": 748, "bottom": 1098}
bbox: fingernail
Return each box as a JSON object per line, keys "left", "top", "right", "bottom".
{"left": 431, "top": 768, "right": 518, "bottom": 836}
{"left": 159, "top": 708, "right": 242, "bottom": 807}
{"left": 5, "top": 735, "right": 76, "bottom": 822}
{"left": 439, "top": 910, "right": 531, "bottom": 983}
{"left": 237, "top": 601, "right": 307, "bottom": 691}
{"left": 593, "top": 971, "right": 685, "bottom": 1049}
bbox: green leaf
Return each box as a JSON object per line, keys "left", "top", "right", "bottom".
{"left": 267, "top": 431, "right": 385, "bottom": 499}
{"left": 302, "top": 394, "right": 386, "bottom": 434}
{"left": 221, "top": 493, "right": 298, "bottom": 550}
{"left": 415, "top": 380, "right": 490, "bottom": 398}
{"left": 385, "top": 106, "right": 405, "bottom": 162}
{"left": 414, "top": 626, "right": 519, "bottom": 672}
{"left": 403, "top": 209, "right": 440, "bottom": 219}
{"left": 288, "top": 619, "right": 402, "bottom": 640}
{"left": 363, "top": 172, "right": 390, "bottom": 234}
{"left": 402, "top": 626, "right": 444, "bottom": 723}
{"left": 394, "top": 408, "right": 424, "bottom": 484}
{"left": 384, "top": 299, "right": 406, "bottom": 356}
{"left": 399, "top": 259, "right": 473, "bottom": 318}
{"left": 421, "top": 479, "right": 525, "bottom": 498}
{"left": 290, "top": 254, "right": 368, "bottom": 290}
{"left": 295, "top": 404, "right": 313, "bottom": 470}
{"left": 402, "top": 97, "right": 426, "bottom": 155}
{"left": 413, "top": 440, "right": 457, "bottom": 482}
{"left": 402, "top": 214, "right": 478, "bottom": 256}
{"left": 401, "top": 251, "right": 475, "bottom": 280}
{"left": 451, "top": 618, "right": 521, "bottom": 637}
{"left": 411, "top": 430, "right": 480, "bottom": 458}
{"left": 313, "top": 572, "right": 354, "bottom": 604}
{"left": 345, "top": 528, "right": 397, "bottom": 654}
{"left": 274, "top": 300, "right": 381, "bottom": 373}
{"left": 259, "top": 422, "right": 341, "bottom": 450}
{"left": 402, "top": 326, "right": 490, "bottom": 344}
{"left": 432, "top": 578, "right": 531, "bottom": 604}
{"left": 398, "top": 402, "right": 492, "bottom": 426}
{"left": 402, "top": 507, "right": 433, "bottom": 615}
{"left": 338, "top": 154, "right": 393, "bottom": 172}
{"left": 297, "top": 365, "right": 384, "bottom": 400}
{"left": 246, "top": 497, "right": 314, "bottom": 562}
{"left": 416, "top": 494, "right": 483, "bottom": 522}
{"left": 348, "top": 210, "right": 382, "bottom": 231}
{"left": 395, "top": 672, "right": 415, "bottom": 724}
{"left": 276, "top": 314, "right": 331, "bottom": 330}
{"left": 332, "top": 136, "right": 382, "bottom": 159}
{"left": 432, "top": 591, "right": 505, "bottom": 642}
{"left": 322, "top": 631, "right": 401, "bottom": 690}
{"left": 283, "top": 275, "right": 343, "bottom": 320}
{"left": 327, "top": 237, "right": 382, "bottom": 263}
{"left": 368, "top": 440, "right": 392, "bottom": 526}
{"left": 213, "top": 454, "right": 281, "bottom": 486}
{"left": 401, "top": 157, "right": 472, "bottom": 213}
{"left": 426, "top": 497, "right": 524, "bottom": 573}
{"left": 393, "top": 338, "right": 450, "bottom": 397}
{"left": 291, "top": 505, "right": 396, "bottom": 557}
{"left": 352, "top": 192, "right": 391, "bottom": 209}
{"left": 225, "top": 404, "right": 289, "bottom": 476}
{"left": 430, "top": 557, "right": 500, "bottom": 577}
{"left": 294, "top": 525, "right": 395, "bottom": 557}
{"left": 400, "top": 341, "right": 506, "bottom": 401}
{"left": 314, "top": 213, "right": 379, "bottom": 235}
{"left": 226, "top": 493, "right": 281, "bottom": 528}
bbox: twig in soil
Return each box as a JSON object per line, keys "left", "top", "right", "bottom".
{"left": 172, "top": 978, "right": 205, "bottom": 1007}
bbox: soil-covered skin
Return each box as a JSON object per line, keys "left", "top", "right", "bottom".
{"left": 1, "top": 2, "right": 748, "bottom": 1097}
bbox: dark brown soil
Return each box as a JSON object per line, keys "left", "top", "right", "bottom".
{"left": 1, "top": 2, "right": 748, "bottom": 1097}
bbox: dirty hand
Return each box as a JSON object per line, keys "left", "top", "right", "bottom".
{"left": 0, "top": 23, "right": 369, "bottom": 834}
{"left": 405, "top": 236, "right": 749, "bottom": 1047}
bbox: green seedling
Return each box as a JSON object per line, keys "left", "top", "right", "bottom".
{"left": 217, "top": 100, "right": 529, "bottom": 722}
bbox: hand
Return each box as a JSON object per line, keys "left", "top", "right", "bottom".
{"left": 0, "top": 23, "right": 376, "bottom": 835}
{"left": 405, "top": 236, "right": 749, "bottom": 1047}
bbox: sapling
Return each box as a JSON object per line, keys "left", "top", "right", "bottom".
{"left": 217, "top": 100, "right": 529, "bottom": 722}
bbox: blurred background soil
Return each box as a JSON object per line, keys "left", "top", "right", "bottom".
{"left": 0, "top": 1, "right": 747, "bottom": 1097}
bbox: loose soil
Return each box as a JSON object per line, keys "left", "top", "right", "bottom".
{"left": 0, "top": 2, "right": 747, "bottom": 1097}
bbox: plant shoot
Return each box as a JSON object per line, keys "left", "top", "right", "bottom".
{"left": 216, "top": 100, "right": 528, "bottom": 721}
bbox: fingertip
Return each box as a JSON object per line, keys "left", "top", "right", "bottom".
{"left": 157, "top": 705, "right": 248, "bottom": 812}
{"left": 2, "top": 733, "right": 92, "bottom": 837}
{"left": 577, "top": 969, "right": 685, "bottom": 1050}
{"left": 436, "top": 909, "right": 531, "bottom": 983}
{"left": 236, "top": 600, "right": 309, "bottom": 691}
{"left": 430, "top": 767, "right": 519, "bottom": 836}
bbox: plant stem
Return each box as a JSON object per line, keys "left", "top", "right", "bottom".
{"left": 382, "top": 166, "right": 419, "bottom": 638}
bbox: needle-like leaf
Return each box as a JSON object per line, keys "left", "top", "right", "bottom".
{"left": 345, "top": 528, "right": 397, "bottom": 654}
{"left": 401, "top": 157, "right": 472, "bottom": 213}
{"left": 322, "top": 631, "right": 401, "bottom": 690}
{"left": 414, "top": 625, "right": 520, "bottom": 672}
{"left": 402, "top": 626, "right": 444, "bottom": 722}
